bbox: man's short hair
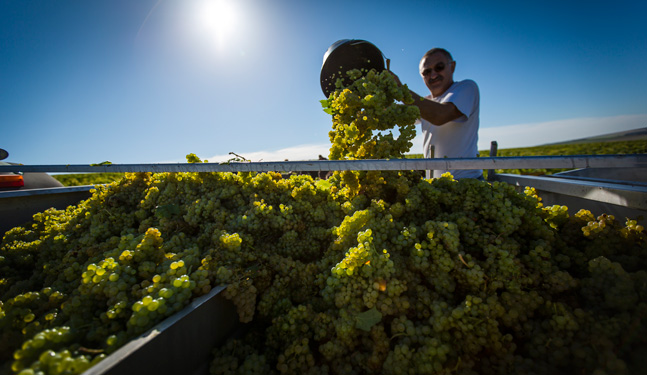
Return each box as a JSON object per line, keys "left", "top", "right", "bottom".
{"left": 422, "top": 48, "right": 453, "bottom": 62}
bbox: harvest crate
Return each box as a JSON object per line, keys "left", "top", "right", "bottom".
{"left": 0, "top": 155, "right": 645, "bottom": 374}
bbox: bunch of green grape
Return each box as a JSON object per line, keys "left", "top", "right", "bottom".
{"left": 322, "top": 69, "right": 421, "bottom": 200}
{"left": 323, "top": 68, "right": 419, "bottom": 161}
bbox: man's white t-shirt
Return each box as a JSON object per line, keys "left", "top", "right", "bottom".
{"left": 418, "top": 79, "right": 481, "bottom": 179}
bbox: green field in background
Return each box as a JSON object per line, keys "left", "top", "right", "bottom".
{"left": 407, "top": 139, "right": 647, "bottom": 176}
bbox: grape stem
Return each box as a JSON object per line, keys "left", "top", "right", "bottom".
{"left": 458, "top": 254, "right": 470, "bottom": 267}
{"left": 451, "top": 356, "right": 462, "bottom": 372}
{"left": 79, "top": 347, "right": 104, "bottom": 354}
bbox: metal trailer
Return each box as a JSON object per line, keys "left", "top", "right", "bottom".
{"left": 0, "top": 154, "right": 646, "bottom": 374}
{"left": 491, "top": 168, "right": 647, "bottom": 226}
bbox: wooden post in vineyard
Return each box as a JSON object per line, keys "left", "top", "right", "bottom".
{"left": 488, "top": 140, "right": 498, "bottom": 181}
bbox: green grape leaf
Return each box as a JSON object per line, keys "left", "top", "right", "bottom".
{"left": 155, "top": 204, "right": 180, "bottom": 219}
{"left": 245, "top": 263, "right": 260, "bottom": 275}
{"left": 355, "top": 307, "right": 382, "bottom": 332}
{"left": 320, "top": 99, "right": 334, "bottom": 115}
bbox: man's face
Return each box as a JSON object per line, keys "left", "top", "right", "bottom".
{"left": 419, "top": 52, "right": 455, "bottom": 97}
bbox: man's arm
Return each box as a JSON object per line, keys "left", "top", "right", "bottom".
{"left": 388, "top": 71, "right": 464, "bottom": 126}
{"left": 408, "top": 90, "right": 464, "bottom": 126}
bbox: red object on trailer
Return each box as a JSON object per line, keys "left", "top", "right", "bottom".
{"left": 0, "top": 149, "right": 25, "bottom": 188}
{"left": 0, "top": 173, "right": 24, "bottom": 188}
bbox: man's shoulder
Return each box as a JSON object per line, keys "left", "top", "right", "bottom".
{"left": 428, "top": 80, "right": 479, "bottom": 101}
{"left": 454, "top": 79, "right": 478, "bottom": 89}
{"left": 450, "top": 79, "right": 479, "bottom": 97}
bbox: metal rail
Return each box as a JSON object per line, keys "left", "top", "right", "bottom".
{"left": 494, "top": 173, "right": 647, "bottom": 210}
{"left": 1, "top": 154, "right": 645, "bottom": 174}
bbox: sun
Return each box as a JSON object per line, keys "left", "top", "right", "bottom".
{"left": 194, "top": 0, "right": 239, "bottom": 49}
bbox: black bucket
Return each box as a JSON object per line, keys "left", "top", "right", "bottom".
{"left": 320, "top": 39, "right": 385, "bottom": 98}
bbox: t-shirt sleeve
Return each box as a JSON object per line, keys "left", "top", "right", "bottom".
{"left": 441, "top": 80, "right": 479, "bottom": 122}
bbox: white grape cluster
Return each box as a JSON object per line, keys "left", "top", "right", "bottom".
{"left": 322, "top": 69, "right": 421, "bottom": 201}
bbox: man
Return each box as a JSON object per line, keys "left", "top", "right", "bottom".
{"left": 395, "top": 48, "right": 482, "bottom": 180}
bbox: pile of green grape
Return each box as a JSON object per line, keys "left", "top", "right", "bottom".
{"left": 1, "top": 70, "right": 646, "bottom": 375}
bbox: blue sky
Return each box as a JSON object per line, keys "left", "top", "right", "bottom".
{"left": 2, "top": 0, "right": 646, "bottom": 165}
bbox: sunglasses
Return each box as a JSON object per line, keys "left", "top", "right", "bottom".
{"left": 421, "top": 62, "right": 451, "bottom": 76}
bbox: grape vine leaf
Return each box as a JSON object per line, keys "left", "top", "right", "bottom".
{"left": 155, "top": 204, "right": 180, "bottom": 219}
{"left": 320, "top": 99, "right": 334, "bottom": 115}
{"left": 355, "top": 307, "right": 382, "bottom": 332}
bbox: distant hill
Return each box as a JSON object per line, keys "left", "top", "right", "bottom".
{"left": 541, "top": 127, "right": 647, "bottom": 146}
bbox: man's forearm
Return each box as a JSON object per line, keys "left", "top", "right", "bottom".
{"left": 408, "top": 90, "right": 462, "bottom": 126}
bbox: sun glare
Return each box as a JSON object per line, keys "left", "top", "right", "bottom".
{"left": 195, "top": 0, "right": 238, "bottom": 49}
